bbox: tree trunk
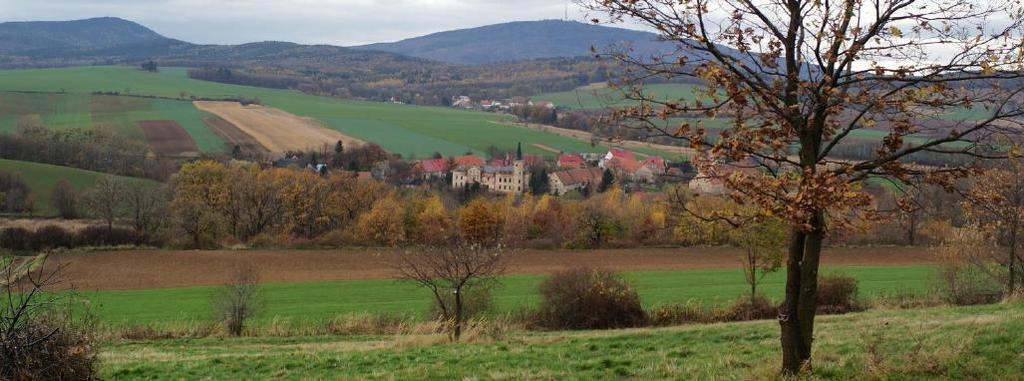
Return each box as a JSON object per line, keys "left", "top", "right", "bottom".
{"left": 779, "top": 212, "right": 825, "bottom": 375}
{"left": 453, "top": 289, "right": 463, "bottom": 341}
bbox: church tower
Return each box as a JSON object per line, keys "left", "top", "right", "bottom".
{"left": 514, "top": 142, "right": 526, "bottom": 193}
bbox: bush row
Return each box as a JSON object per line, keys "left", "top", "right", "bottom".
{"left": 0, "top": 225, "right": 149, "bottom": 252}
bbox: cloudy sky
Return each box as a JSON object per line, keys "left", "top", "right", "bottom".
{"left": 0, "top": 0, "right": 617, "bottom": 46}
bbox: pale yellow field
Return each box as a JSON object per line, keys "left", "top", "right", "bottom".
{"left": 194, "top": 101, "right": 364, "bottom": 154}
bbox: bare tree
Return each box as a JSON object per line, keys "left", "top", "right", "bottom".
{"left": 583, "top": 0, "right": 1024, "bottom": 374}
{"left": 395, "top": 244, "right": 506, "bottom": 341}
{"left": 82, "top": 175, "right": 125, "bottom": 233}
{"left": 212, "top": 264, "right": 263, "bottom": 337}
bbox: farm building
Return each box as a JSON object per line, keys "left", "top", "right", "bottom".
{"left": 548, "top": 167, "right": 604, "bottom": 196}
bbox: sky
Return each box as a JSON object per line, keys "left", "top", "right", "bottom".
{"left": 0, "top": 0, "right": 613, "bottom": 46}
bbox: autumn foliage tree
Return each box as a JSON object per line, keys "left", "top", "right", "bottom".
{"left": 963, "top": 156, "right": 1024, "bottom": 294}
{"left": 584, "top": 0, "right": 1024, "bottom": 373}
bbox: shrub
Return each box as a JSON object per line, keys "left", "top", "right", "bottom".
{"left": 534, "top": 268, "right": 647, "bottom": 330}
{"left": 649, "top": 296, "right": 777, "bottom": 326}
{"left": 30, "top": 225, "right": 74, "bottom": 251}
{"left": 212, "top": 266, "right": 263, "bottom": 337}
{"left": 75, "top": 226, "right": 142, "bottom": 247}
{"left": 0, "top": 227, "right": 31, "bottom": 251}
{"left": 937, "top": 263, "right": 1004, "bottom": 306}
{"left": 816, "top": 273, "right": 865, "bottom": 314}
{"left": 726, "top": 295, "right": 778, "bottom": 321}
{"left": 0, "top": 320, "right": 97, "bottom": 381}
{"left": 649, "top": 301, "right": 721, "bottom": 326}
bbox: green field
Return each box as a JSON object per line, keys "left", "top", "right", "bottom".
{"left": 81, "top": 265, "right": 933, "bottom": 327}
{"left": 537, "top": 83, "right": 708, "bottom": 110}
{"left": 0, "top": 159, "right": 156, "bottom": 215}
{"left": 99, "top": 302, "right": 1023, "bottom": 380}
{"left": 0, "top": 67, "right": 660, "bottom": 158}
{"left": 0, "top": 92, "right": 225, "bottom": 152}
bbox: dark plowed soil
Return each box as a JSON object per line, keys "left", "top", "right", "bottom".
{"left": 137, "top": 120, "right": 198, "bottom": 155}
{"left": 203, "top": 116, "right": 270, "bottom": 156}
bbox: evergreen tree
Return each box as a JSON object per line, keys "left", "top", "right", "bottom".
{"left": 598, "top": 169, "right": 615, "bottom": 193}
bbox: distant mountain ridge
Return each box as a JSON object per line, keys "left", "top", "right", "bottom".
{"left": 0, "top": 17, "right": 168, "bottom": 54}
{"left": 355, "top": 20, "right": 673, "bottom": 65}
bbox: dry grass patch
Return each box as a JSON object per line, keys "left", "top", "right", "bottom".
{"left": 194, "top": 101, "right": 364, "bottom": 154}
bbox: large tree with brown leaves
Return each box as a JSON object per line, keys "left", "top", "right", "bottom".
{"left": 583, "top": 0, "right": 1024, "bottom": 374}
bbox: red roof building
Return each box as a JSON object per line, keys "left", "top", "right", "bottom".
{"left": 558, "top": 154, "right": 586, "bottom": 169}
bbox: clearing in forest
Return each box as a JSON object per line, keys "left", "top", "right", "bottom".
{"left": 193, "top": 101, "right": 364, "bottom": 154}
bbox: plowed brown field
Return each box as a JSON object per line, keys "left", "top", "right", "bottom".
{"left": 45, "top": 247, "right": 933, "bottom": 291}
{"left": 202, "top": 116, "right": 270, "bottom": 156}
{"left": 137, "top": 120, "right": 198, "bottom": 155}
{"left": 194, "top": 101, "right": 364, "bottom": 154}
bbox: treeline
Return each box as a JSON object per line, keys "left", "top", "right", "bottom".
{"left": 0, "top": 117, "right": 179, "bottom": 180}
{"left": 0, "top": 171, "right": 33, "bottom": 213}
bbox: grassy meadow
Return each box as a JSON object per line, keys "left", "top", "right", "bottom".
{"left": 99, "top": 302, "right": 1024, "bottom": 380}
{"left": 0, "top": 159, "right": 157, "bottom": 215}
{"left": 0, "top": 67, "right": 666, "bottom": 159}
{"left": 537, "top": 83, "right": 708, "bottom": 110}
{"left": 79, "top": 265, "right": 934, "bottom": 327}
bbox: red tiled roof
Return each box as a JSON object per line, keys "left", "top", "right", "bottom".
{"left": 417, "top": 158, "right": 449, "bottom": 173}
{"left": 453, "top": 155, "right": 485, "bottom": 168}
{"left": 553, "top": 167, "right": 604, "bottom": 186}
{"left": 643, "top": 156, "right": 665, "bottom": 168}
{"left": 607, "top": 157, "right": 644, "bottom": 173}
{"left": 558, "top": 154, "right": 586, "bottom": 168}
{"left": 608, "top": 148, "right": 636, "bottom": 160}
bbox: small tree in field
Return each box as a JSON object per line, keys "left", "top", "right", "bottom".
{"left": 50, "top": 179, "right": 77, "bottom": 219}
{"left": 212, "top": 265, "right": 263, "bottom": 337}
{"left": 395, "top": 244, "right": 506, "bottom": 341}
{"left": 584, "top": 0, "right": 1024, "bottom": 374}
{"left": 729, "top": 218, "right": 787, "bottom": 304}
{"left": 963, "top": 156, "right": 1024, "bottom": 294}
{"left": 82, "top": 176, "right": 125, "bottom": 232}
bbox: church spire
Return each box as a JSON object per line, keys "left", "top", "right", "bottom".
{"left": 516, "top": 142, "right": 523, "bottom": 160}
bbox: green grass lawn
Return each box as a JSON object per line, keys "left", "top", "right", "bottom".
{"left": 0, "top": 159, "right": 156, "bottom": 215}
{"left": 80, "top": 265, "right": 934, "bottom": 327}
{"left": 98, "top": 302, "right": 1024, "bottom": 380}
{"left": 0, "top": 67, "right": 640, "bottom": 158}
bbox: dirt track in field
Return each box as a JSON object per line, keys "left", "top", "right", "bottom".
{"left": 137, "top": 120, "right": 198, "bottom": 155}
{"left": 202, "top": 116, "right": 270, "bottom": 156}
{"left": 194, "top": 101, "right": 364, "bottom": 154}
{"left": 44, "top": 247, "right": 934, "bottom": 291}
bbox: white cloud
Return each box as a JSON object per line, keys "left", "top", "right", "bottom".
{"left": 0, "top": 0, "right": 628, "bottom": 46}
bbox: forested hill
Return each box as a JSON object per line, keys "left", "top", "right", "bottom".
{"left": 0, "top": 17, "right": 168, "bottom": 54}
{"left": 355, "top": 20, "right": 673, "bottom": 65}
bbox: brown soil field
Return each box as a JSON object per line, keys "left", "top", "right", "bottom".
{"left": 137, "top": 120, "right": 199, "bottom": 155}
{"left": 203, "top": 116, "right": 270, "bottom": 156}
{"left": 44, "top": 246, "right": 934, "bottom": 291}
{"left": 194, "top": 101, "right": 364, "bottom": 154}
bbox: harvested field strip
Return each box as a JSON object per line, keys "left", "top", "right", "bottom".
{"left": 77, "top": 265, "right": 934, "bottom": 326}
{"left": 531, "top": 143, "right": 561, "bottom": 153}
{"left": 194, "top": 101, "right": 364, "bottom": 154}
{"left": 137, "top": 120, "right": 198, "bottom": 155}
{"left": 45, "top": 247, "right": 935, "bottom": 290}
{"left": 202, "top": 116, "right": 269, "bottom": 156}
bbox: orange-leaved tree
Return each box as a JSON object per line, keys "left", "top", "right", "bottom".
{"left": 583, "top": 0, "right": 1024, "bottom": 373}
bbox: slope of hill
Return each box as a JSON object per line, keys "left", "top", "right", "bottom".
{"left": 0, "top": 17, "right": 167, "bottom": 55}
{"left": 0, "top": 66, "right": 652, "bottom": 159}
{"left": 0, "top": 159, "right": 156, "bottom": 215}
{"left": 356, "top": 20, "right": 673, "bottom": 65}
